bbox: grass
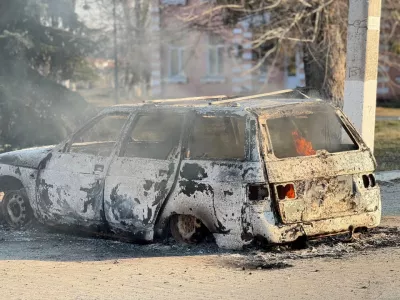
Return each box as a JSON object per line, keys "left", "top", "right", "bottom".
{"left": 376, "top": 107, "right": 400, "bottom": 117}
{"left": 374, "top": 120, "right": 400, "bottom": 171}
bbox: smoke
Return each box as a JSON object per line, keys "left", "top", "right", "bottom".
{"left": 0, "top": 0, "right": 97, "bottom": 153}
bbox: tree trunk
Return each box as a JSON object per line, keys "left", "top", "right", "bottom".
{"left": 303, "top": 2, "right": 347, "bottom": 107}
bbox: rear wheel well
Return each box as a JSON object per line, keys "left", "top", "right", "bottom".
{"left": 165, "top": 214, "right": 211, "bottom": 243}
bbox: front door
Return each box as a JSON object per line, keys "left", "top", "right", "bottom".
{"left": 36, "top": 113, "right": 131, "bottom": 227}
{"left": 103, "top": 111, "right": 184, "bottom": 240}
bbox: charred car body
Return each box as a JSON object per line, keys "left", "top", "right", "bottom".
{"left": 0, "top": 93, "right": 381, "bottom": 249}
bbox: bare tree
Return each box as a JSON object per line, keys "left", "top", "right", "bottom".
{"left": 178, "top": 0, "right": 399, "bottom": 103}
{"left": 77, "top": 0, "right": 151, "bottom": 100}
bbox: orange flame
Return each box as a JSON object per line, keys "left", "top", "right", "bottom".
{"left": 285, "top": 184, "right": 295, "bottom": 198}
{"left": 292, "top": 130, "right": 316, "bottom": 156}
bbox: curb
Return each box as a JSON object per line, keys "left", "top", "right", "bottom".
{"left": 376, "top": 170, "right": 400, "bottom": 183}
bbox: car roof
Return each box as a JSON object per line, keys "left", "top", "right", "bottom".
{"left": 99, "top": 90, "right": 326, "bottom": 116}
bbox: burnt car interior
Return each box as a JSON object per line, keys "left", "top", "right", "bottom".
{"left": 122, "top": 112, "right": 183, "bottom": 160}
{"left": 69, "top": 113, "right": 130, "bottom": 157}
{"left": 266, "top": 109, "right": 359, "bottom": 159}
{"left": 187, "top": 115, "right": 246, "bottom": 160}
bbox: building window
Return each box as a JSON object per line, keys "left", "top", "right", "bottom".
{"left": 168, "top": 44, "right": 186, "bottom": 83}
{"left": 207, "top": 34, "right": 225, "bottom": 77}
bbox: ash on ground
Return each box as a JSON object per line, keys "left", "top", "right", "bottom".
{"left": 223, "top": 226, "right": 400, "bottom": 270}
{"left": 0, "top": 222, "right": 398, "bottom": 264}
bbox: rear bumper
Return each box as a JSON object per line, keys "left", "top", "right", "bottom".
{"left": 249, "top": 198, "right": 381, "bottom": 244}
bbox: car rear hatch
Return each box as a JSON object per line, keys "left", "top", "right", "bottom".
{"left": 258, "top": 102, "right": 377, "bottom": 224}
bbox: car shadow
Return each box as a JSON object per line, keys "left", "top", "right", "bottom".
{"left": 1, "top": 223, "right": 399, "bottom": 263}
{"left": 0, "top": 223, "right": 230, "bottom": 262}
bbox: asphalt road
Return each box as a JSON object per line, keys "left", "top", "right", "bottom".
{"left": 380, "top": 180, "right": 400, "bottom": 216}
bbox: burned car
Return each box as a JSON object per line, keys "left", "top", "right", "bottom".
{"left": 0, "top": 93, "right": 381, "bottom": 249}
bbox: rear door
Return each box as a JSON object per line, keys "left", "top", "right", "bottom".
{"left": 103, "top": 110, "right": 184, "bottom": 240}
{"left": 259, "top": 104, "right": 377, "bottom": 223}
{"left": 170, "top": 113, "right": 264, "bottom": 234}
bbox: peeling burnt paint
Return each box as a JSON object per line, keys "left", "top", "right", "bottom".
{"left": 210, "top": 161, "right": 243, "bottom": 170}
{"left": 242, "top": 167, "right": 254, "bottom": 180}
{"left": 224, "top": 190, "right": 233, "bottom": 196}
{"left": 39, "top": 179, "right": 53, "bottom": 207}
{"left": 153, "top": 162, "right": 175, "bottom": 206}
{"left": 81, "top": 180, "right": 103, "bottom": 213}
{"left": 179, "top": 180, "right": 214, "bottom": 197}
{"left": 143, "top": 180, "right": 153, "bottom": 191}
{"left": 180, "top": 163, "right": 208, "bottom": 180}
{"left": 143, "top": 206, "right": 152, "bottom": 225}
{"left": 38, "top": 152, "right": 53, "bottom": 170}
{"left": 15, "top": 167, "right": 22, "bottom": 176}
{"left": 109, "top": 184, "right": 135, "bottom": 221}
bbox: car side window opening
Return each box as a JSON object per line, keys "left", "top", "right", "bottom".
{"left": 187, "top": 115, "right": 245, "bottom": 160}
{"left": 69, "top": 113, "right": 130, "bottom": 157}
{"left": 122, "top": 112, "right": 183, "bottom": 160}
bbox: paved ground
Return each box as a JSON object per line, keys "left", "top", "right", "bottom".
{"left": 0, "top": 182, "right": 398, "bottom": 300}
{"left": 381, "top": 180, "right": 400, "bottom": 216}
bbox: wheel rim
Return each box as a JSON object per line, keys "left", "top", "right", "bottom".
{"left": 176, "top": 215, "right": 201, "bottom": 241}
{"left": 6, "top": 193, "right": 26, "bottom": 225}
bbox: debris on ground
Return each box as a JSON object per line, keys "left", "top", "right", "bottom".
{"left": 0, "top": 221, "right": 398, "bottom": 264}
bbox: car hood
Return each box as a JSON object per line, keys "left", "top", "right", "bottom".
{"left": 0, "top": 146, "right": 54, "bottom": 169}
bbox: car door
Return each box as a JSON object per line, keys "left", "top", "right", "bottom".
{"left": 166, "top": 113, "right": 264, "bottom": 235}
{"left": 103, "top": 110, "right": 184, "bottom": 240}
{"left": 36, "top": 112, "right": 131, "bottom": 227}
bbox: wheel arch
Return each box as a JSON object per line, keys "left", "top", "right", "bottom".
{"left": 0, "top": 175, "right": 24, "bottom": 192}
{"left": 156, "top": 211, "right": 215, "bottom": 239}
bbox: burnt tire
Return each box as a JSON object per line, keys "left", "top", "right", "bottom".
{"left": 169, "top": 214, "right": 206, "bottom": 244}
{"left": 1, "top": 190, "right": 33, "bottom": 229}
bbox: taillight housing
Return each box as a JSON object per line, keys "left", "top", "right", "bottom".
{"left": 276, "top": 183, "right": 296, "bottom": 200}
{"left": 362, "top": 174, "right": 376, "bottom": 189}
{"left": 247, "top": 184, "right": 269, "bottom": 201}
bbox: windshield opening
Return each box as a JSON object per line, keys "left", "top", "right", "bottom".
{"left": 265, "top": 110, "right": 359, "bottom": 159}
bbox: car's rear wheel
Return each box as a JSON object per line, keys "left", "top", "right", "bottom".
{"left": 1, "top": 190, "right": 33, "bottom": 229}
{"left": 169, "top": 214, "right": 206, "bottom": 244}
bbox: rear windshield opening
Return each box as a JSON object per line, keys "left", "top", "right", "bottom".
{"left": 266, "top": 111, "right": 359, "bottom": 159}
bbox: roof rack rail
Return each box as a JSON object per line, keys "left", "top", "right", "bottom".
{"left": 211, "top": 89, "right": 293, "bottom": 105}
{"left": 144, "top": 95, "right": 227, "bottom": 104}
{"left": 211, "top": 89, "right": 307, "bottom": 105}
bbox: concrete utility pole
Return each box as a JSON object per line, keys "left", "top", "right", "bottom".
{"left": 113, "top": 0, "right": 119, "bottom": 104}
{"left": 343, "top": 0, "right": 382, "bottom": 152}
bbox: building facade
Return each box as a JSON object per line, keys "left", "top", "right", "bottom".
{"left": 149, "top": 0, "right": 305, "bottom": 99}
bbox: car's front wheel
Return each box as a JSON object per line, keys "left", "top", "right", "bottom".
{"left": 1, "top": 190, "right": 33, "bottom": 229}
